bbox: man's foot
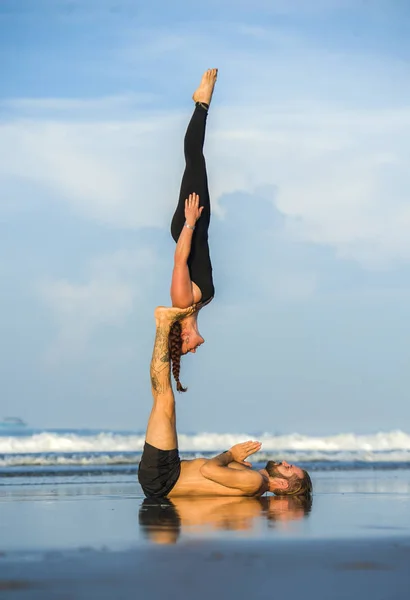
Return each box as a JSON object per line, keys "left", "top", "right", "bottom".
{"left": 192, "top": 68, "right": 218, "bottom": 106}
{"left": 154, "top": 305, "right": 197, "bottom": 326}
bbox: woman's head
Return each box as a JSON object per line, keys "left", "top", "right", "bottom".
{"left": 169, "top": 320, "right": 205, "bottom": 392}
{"left": 181, "top": 328, "right": 205, "bottom": 355}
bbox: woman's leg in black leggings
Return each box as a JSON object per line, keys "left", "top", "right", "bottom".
{"left": 170, "top": 103, "right": 211, "bottom": 244}
{"left": 170, "top": 103, "right": 214, "bottom": 301}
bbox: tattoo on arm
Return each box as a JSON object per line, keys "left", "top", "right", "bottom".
{"left": 161, "top": 351, "right": 170, "bottom": 363}
{"left": 150, "top": 324, "right": 172, "bottom": 395}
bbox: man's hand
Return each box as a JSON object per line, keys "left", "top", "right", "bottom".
{"left": 229, "top": 441, "right": 262, "bottom": 467}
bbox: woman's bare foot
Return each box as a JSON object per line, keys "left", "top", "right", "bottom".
{"left": 192, "top": 68, "right": 218, "bottom": 106}
{"left": 154, "top": 305, "right": 197, "bottom": 326}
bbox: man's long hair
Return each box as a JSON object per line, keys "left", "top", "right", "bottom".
{"left": 265, "top": 461, "right": 313, "bottom": 496}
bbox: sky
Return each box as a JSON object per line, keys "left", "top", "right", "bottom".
{"left": 1, "top": 0, "right": 410, "bottom": 435}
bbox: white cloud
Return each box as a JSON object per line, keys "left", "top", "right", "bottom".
{"left": 2, "top": 17, "right": 410, "bottom": 268}
{"left": 210, "top": 106, "right": 410, "bottom": 267}
{"left": 0, "top": 112, "right": 187, "bottom": 228}
{"left": 39, "top": 248, "right": 157, "bottom": 362}
{"left": 2, "top": 101, "right": 410, "bottom": 268}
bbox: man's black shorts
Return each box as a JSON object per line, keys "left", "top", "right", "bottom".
{"left": 138, "top": 442, "right": 181, "bottom": 498}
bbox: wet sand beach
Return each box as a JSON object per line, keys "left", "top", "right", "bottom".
{"left": 1, "top": 470, "right": 409, "bottom": 599}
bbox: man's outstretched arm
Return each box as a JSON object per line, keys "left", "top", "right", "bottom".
{"left": 200, "top": 441, "right": 264, "bottom": 495}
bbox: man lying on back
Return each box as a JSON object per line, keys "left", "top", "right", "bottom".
{"left": 138, "top": 306, "right": 312, "bottom": 498}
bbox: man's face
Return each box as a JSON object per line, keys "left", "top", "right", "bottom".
{"left": 270, "top": 461, "right": 304, "bottom": 480}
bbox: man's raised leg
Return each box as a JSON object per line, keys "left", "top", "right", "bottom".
{"left": 145, "top": 308, "right": 178, "bottom": 450}
{"left": 145, "top": 305, "right": 197, "bottom": 450}
{"left": 138, "top": 305, "right": 196, "bottom": 498}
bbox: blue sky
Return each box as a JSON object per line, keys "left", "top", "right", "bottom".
{"left": 1, "top": 0, "right": 410, "bottom": 434}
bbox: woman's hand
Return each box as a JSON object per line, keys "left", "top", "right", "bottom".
{"left": 228, "top": 441, "right": 262, "bottom": 467}
{"left": 185, "top": 193, "right": 204, "bottom": 226}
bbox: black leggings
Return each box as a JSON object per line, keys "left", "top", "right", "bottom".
{"left": 170, "top": 104, "right": 214, "bottom": 304}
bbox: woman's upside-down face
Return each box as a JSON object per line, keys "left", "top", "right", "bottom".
{"left": 181, "top": 331, "right": 205, "bottom": 354}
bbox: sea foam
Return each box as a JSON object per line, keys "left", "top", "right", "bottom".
{"left": 0, "top": 429, "right": 410, "bottom": 457}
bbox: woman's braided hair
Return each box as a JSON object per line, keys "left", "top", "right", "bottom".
{"left": 169, "top": 321, "right": 187, "bottom": 392}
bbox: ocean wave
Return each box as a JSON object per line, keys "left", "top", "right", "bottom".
{"left": 0, "top": 432, "right": 145, "bottom": 454}
{"left": 1, "top": 429, "right": 410, "bottom": 455}
{"left": 0, "top": 429, "right": 410, "bottom": 470}
{"left": 0, "top": 453, "right": 138, "bottom": 468}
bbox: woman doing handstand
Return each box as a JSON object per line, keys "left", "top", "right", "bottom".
{"left": 169, "top": 68, "right": 218, "bottom": 392}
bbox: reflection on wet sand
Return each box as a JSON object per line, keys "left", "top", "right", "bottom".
{"left": 138, "top": 495, "right": 312, "bottom": 545}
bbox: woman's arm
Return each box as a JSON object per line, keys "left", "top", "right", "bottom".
{"left": 170, "top": 226, "right": 195, "bottom": 308}
{"left": 170, "top": 194, "right": 203, "bottom": 308}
